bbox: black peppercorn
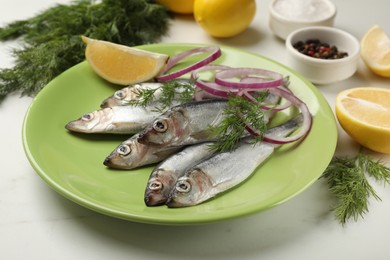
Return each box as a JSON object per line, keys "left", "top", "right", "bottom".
{"left": 293, "top": 39, "right": 349, "bottom": 60}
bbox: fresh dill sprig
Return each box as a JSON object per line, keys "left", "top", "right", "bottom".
{"left": 0, "top": 0, "right": 170, "bottom": 103}
{"left": 321, "top": 150, "right": 390, "bottom": 225}
{"left": 159, "top": 80, "right": 196, "bottom": 110}
{"left": 129, "top": 79, "right": 196, "bottom": 112}
{"left": 209, "top": 92, "right": 269, "bottom": 152}
{"left": 131, "top": 87, "right": 159, "bottom": 108}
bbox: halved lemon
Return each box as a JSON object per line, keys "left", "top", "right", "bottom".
{"left": 82, "top": 36, "right": 168, "bottom": 85}
{"left": 335, "top": 87, "right": 390, "bottom": 154}
{"left": 360, "top": 25, "right": 390, "bottom": 77}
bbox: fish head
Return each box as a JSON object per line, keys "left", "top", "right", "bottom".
{"left": 166, "top": 169, "right": 213, "bottom": 208}
{"left": 103, "top": 135, "right": 146, "bottom": 169}
{"left": 144, "top": 169, "right": 177, "bottom": 206}
{"left": 65, "top": 109, "right": 111, "bottom": 133}
{"left": 138, "top": 109, "right": 187, "bottom": 146}
{"left": 100, "top": 86, "right": 135, "bottom": 108}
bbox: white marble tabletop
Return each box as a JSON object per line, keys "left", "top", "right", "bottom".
{"left": 1, "top": 0, "right": 390, "bottom": 259}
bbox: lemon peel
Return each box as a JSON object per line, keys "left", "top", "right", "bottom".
{"left": 194, "top": 0, "right": 256, "bottom": 38}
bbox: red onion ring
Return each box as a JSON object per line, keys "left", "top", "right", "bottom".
{"left": 194, "top": 81, "right": 236, "bottom": 99}
{"left": 239, "top": 77, "right": 292, "bottom": 111}
{"left": 191, "top": 64, "right": 235, "bottom": 98}
{"left": 214, "top": 68, "right": 284, "bottom": 89}
{"left": 262, "top": 87, "right": 312, "bottom": 144}
{"left": 156, "top": 46, "right": 222, "bottom": 81}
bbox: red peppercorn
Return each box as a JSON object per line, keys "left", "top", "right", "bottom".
{"left": 292, "top": 39, "right": 349, "bottom": 60}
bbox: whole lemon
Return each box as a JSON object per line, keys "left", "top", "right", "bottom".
{"left": 194, "top": 0, "right": 256, "bottom": 38}
{"left": 156, "top": 0, "right": 195, "bottom": 14}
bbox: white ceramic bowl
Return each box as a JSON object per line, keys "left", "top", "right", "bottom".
{"left": 269, "top": 0, "right": 336, "bottom": 40}
{"left": 285, "top": 26, "right": 360, "bottom": 85}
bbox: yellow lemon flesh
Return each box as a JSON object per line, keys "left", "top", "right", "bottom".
{"left": 335, "top": 87, "right": 390, "bottom": 154}
{"left": 360, "top": 25, "right": 390, "bottom": 77}
{"left": 156, "top": 0, "right": 194, "bottom": 14}
{"left": 82, "top": 36, "right": 168, "bottom": 85}
{"left": 194, "top": 0, "right": 256, "bottom": 38}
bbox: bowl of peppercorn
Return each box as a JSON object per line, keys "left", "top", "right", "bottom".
{"left": 285, "top": 26, "right": 360, "bottom": 84}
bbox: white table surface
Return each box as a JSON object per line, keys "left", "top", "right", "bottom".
{"left": 1, "top": 0, "right": 390, "bottom": 259}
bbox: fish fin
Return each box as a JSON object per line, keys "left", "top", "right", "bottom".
{"left": 189, "top": 129, "right": 214, "bottom": 142}
{"left": 153, "top": 146, "right": 182, "bottom": 158}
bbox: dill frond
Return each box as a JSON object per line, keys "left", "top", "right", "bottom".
{"left": 209, "top": 93, "right": 269, "bottom": 152}
{"left": 322, "top": 150, "right": 390, "bottom": 225}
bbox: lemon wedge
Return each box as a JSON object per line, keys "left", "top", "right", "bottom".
{"left": 335, "top": 87, "right": 390, "bottom": 154}
{"left": 360, "top": 25, "right": 390, "bottom": 77}
{"left": 82, "top": 36, "right": 168, "bottom": 85}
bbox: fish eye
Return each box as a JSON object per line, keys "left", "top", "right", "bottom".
{"left": 153, "top": 119, "right": 168, "bottom": 133}
{"left": 176, "top": 180, "right": 191, "bottom": 193}
{"left": 114, "top": 90, "right": 126, "bottom": 100}
{"left": 81, "top": 113, "right": 93, "bottom": 121}
{"left": 148, "top": 181, "right": 162, "bottom": 191}
{"left": 117, "top": 145, "right": 131, "bottom": 156}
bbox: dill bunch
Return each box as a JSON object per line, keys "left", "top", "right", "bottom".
{"left": 0, "top": 0, "right": 170, "bottom": 102}
{"left": 322, "top": 150, "right": 390, "bottom": 225}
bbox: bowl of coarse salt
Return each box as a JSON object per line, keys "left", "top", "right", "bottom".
{"left": 269, "top": 0, "right": 337, "bottom": 40}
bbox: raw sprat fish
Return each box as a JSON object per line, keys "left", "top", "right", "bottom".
{"left": 144, "top": 142, "right": 216, "bottom": 206}
{"left": 166, "top": 114, "right": 303, "bottom": 208}
{"left": 103, "top": 133, "right": 182, "bottom": 170}
{"left": 101, "top": 82, "right": 162, "bottom": 108}
{"left": 137, "top": 98, "right": 277, "bottom": 148}
{"left": 65, "top": 101, "right": 178, "bottom": 134}
{"left": 100, "top": 79, "right": 195, "bottom": 108}
{"left": 137, "top": 100, "right": 229, "bottom": 147}
{"left": 66, "top": 78, "right": 221, "bottom": 135}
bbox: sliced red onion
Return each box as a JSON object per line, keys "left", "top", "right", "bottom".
{"left": 214, "top": 68, "right": 284, "bottom": 89}
{"left": 191, "top": 64, "right": 232, "bottom": 77}
{"left": 242, "top": 87, "right": 311, "bottom": 144}
{"left": 239, "top": 77, "right": 292, "bottom": 111}
{"left": 263, "top": 87, "right": 312, "bottom": 144}
{"left": 194, "top": 80, "right": 237, "bottom": 99}
{"left": 156, "top": 46, "right": 222, "bottom": 81}
{"left": 191, "top": 64, "right": 234, "bottom": 98}
{"left": 153, "top": 48, "right": 311, "bottom": 145}
{"left": 193, "top": 87, "right": 227, "bottom": 101}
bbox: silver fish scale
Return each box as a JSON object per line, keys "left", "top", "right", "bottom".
{"left": 174, "top": 100, "right": 227, "bottom": 137}
{"left": 153, "top": 142, "right": 215, "bottom": 175}
{"left": 111, "top": 105, "right": 158, "bottom": 128}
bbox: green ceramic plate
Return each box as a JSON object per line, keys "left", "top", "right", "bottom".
{"left": 22, "top": 43, "right": 337, "bottom": 225}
